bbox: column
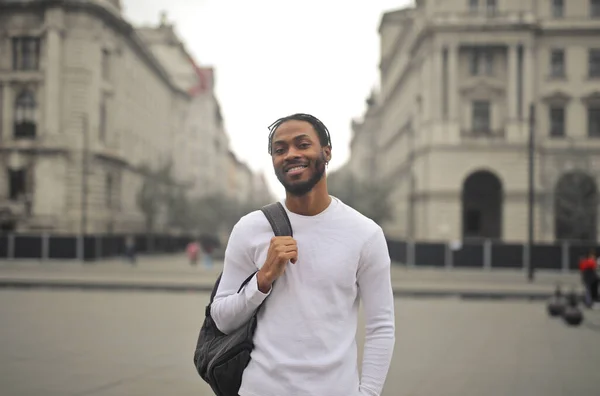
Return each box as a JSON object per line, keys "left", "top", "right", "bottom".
{"left": 448, "top": 44, "right": 459, "bottom": 122}
{"left": 523, "top": 44, "right": 534, "bottom": 121}
{"left": 507, "top": 44, "right": 518, "bottom": 121}
{"left": 44, "top": 7, "right": 63, "bottom": 136}
{"left": 2, "top": 85, "right": 13, "bottom": 139}
{"left": 0, "top": 84, "right": 3, "bottom": 140}
{"left": 431, "top": 46, "right": 443, "bottom": 121}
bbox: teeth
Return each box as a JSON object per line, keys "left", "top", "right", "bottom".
{"left": 287, "top": 166, "right": 306, "bottom": 172}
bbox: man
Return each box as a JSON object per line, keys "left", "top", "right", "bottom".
{"left": 211, "top": 113, "right": 395, "bottom": 396}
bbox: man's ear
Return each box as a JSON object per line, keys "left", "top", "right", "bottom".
{"left": 324, "top": 146, "right": 332, "bottom": 163}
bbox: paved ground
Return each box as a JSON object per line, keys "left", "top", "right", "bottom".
{"left": 1, "top": 289, "right": 599, "bottom": 396}
{"left": 0, "top": 254, "right": 584, "bottom": 299}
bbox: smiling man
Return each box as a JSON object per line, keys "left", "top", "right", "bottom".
{"left": 210, "top": 113, "right": 395, "bottom": 396}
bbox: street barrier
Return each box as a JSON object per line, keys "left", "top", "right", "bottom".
{"left": 2, "top": 232, "right": 597, "bottom": 270}
{"left": 0, "top": 233, "right": 192, "bottom": 261}
{"left": 386, "top": 239, "right": 600, "bottom": 272}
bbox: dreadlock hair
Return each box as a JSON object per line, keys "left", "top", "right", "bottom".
{"left": 267, "top": 113, "right": 332, "bottom": 155}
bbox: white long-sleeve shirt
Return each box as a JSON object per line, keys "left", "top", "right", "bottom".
{"left": 211, "top": 197, "right": 395, "bottom": 396}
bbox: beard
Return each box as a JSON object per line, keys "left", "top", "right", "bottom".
{"left": 275, "top": 152, "right": 327, "bottom": 197}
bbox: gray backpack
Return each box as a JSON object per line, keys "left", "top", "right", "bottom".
{"left": 193, "top": 202, "right": 292, "bottom": 396}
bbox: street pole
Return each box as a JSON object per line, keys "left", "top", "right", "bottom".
{"left": 81, "top": 114, "right": 88, "bottom": 236}
{"left": 527, "top": 103, "right": 535, "bottom": 282}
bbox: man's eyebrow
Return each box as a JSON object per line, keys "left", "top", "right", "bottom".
{"left": 272, "top": 134, "right": 312, "bottom": 146}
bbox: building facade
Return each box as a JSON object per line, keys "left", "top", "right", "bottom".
{"left": 349, "top": 91, "right": 381, "bottom": 183}
{"left": 351, "top": 0, "right": 600, "bottom": 243}
{"left": 136, "top": 18, "right": 231, "bottom": 200}
{"left": 0, "top": 0, "right": 271, "bottom": 234}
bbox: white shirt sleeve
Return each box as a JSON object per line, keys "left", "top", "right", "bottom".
{"left": 356, "top": 228, "right": 396, "bottom": 396}
{"left": 210, "top": 222, "right": 271, "bottom": 335}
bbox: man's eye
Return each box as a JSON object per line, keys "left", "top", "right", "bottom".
{"left": 274, "top": 148, "right": 285, "bottom": 154}
{"left": 299, "top": 143, "right": 310, "bottom": 149}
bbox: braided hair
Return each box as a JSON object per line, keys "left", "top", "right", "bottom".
{"left": 267, "top": 113, "right": 332, "bottom": 154}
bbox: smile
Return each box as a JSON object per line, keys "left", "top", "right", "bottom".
{"left": 285, "top": 165, "right": 308, "bottom": 175}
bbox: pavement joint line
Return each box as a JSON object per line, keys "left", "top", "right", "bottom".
{"left": 0, "top": 279, "right": 555, "bottom": 300}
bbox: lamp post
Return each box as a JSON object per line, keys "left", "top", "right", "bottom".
{"left": 527, "top": 103, "right": 536, "bottom": 282}
{"left": 81, "top": 114, "right": 89, "bottom": 235}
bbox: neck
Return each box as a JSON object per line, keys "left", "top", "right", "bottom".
{"left": 284, "top": 178, "right": 331, "bottom": 216}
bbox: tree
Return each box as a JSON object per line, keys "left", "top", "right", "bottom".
{"left": 327, "top": 171, "right": 394, "bottom": 225}
{"left": 136, "top": 161, "right": 178, "bottom": 233}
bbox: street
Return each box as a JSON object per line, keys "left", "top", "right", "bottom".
{"left": 1, "top": 289, "right": 599, "bottom": 396}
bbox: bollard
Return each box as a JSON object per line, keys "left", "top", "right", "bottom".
{"left": 547, "top": 284, "right": 566, "bottom": 317}
{"left": 562, "top": 288, "right": 584, "bottom": 326}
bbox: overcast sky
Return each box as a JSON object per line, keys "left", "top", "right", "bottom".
{"left": 123, "top": 0, "right": 412, "bottom": 199}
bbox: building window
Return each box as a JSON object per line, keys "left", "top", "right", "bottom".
{"left": 106, "top": 174, "right": 113, "bottom": 208}
{"left": 102, "top": 49, "right": 111, "bottom": 81}
{"left": 486, "top": 0, "right": 496, "bottom": 15}
{"left": 469, "top": 0, "right": 478, "bottom": 13}
{"left": 0, "top": 88, "right": 3, "bottom": 138}
{"left": 469, "top": 51, "right": 478, "bottom": 75}
{"left": 8, "top": 169, "right": 27, "bottom": 201}
{"left": 472, "top": 101, "right": 491, "bottom": 132}
{"left": 592, "top": 0, "right": 600, "bottom": 18}
{"left": 550, "top": 49, "right": 565, "bottom": 77}
{"left": 470, "top": 48, "right": 493, "bottom": 76}
{"left": 589, "top": 106, "right": 600, "bottom": 137}
{"left": 483, "top": 50, "right": 493, "bottom": 75}
{"left": 550, "top": 106, "right": 565, "bottom": 137}
{"left": 553, "top": 0, "right": 564, "bottom": 18}
{"left": 589, "top": 49, "right": 600, "bottom": 78}
{"left": 12, "top": 37, "right": 40, "bottom": 71}
{"left": 14, "top": 90, "right": 36, "bottom": 139}
{"left": 99, "top": 95, "right": 107, "bottom": 141}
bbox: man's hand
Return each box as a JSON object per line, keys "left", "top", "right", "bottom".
{"left": 257, "top": 236, "right": 297, "bottom": 293}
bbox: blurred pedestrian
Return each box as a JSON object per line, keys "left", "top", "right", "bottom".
{"left": 579, "top": 252, "right": 599, "bottom": 307}
{"left": 199, "top": 234, "right": 219, "bottom": 269}
{"left": 125, "top": 235, "right": 136, "bottom": 265}
{"left": 186, "top": 240, "right": 200, "bottom": 266}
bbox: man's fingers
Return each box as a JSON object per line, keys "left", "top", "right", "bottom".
{"left": 285, "top": 252, "right": 298, "bottom": 264}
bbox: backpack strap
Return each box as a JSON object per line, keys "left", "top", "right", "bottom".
{"left": 260, "top": 202, "right": 293, "bottom": 237}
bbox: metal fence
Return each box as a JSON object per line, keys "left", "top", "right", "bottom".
{"left": 387, "top": 239, "right": 600, "bottom": 272}
{"left": 0, "top": 233, "right": 192, "bottom": 261}
{"left": 3, "top": 232, "right": 596, "bottom": 270}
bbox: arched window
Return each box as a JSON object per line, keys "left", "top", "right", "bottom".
{"left": 14, "top": 90, "right": 36, "bottom": 139}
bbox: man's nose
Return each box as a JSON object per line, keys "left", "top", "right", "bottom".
{"left": 284, "top": 147, "right": 301, "bottom": 161}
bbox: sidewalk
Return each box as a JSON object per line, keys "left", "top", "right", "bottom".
{"left": 0, "top": 254, "right": 583, "bottom": 300}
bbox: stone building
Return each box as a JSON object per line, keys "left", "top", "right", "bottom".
{"left": 349, "top": 91, "right": 381, "bottom": 184}
{"left": 348, "top": 0, "right": 600, "bottom": 243}
{"left": 0, "top": 0, "right": 269, "bottom": 234}
{"left": 136, "top": 16, "right": 231, "bottom": 200}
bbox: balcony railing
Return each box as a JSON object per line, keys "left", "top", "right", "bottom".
{"left": 461, "top": 129, "right": 505, "bottom": 139}
{"left": 429, "top": 10, "right": 536, "bottom": 27}
{"left": 13, "top": 122, "right": 36, "bottom": 139}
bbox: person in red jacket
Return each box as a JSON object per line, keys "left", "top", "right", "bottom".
{"left": 580, "top": 253, "right": 599, "bottom": 306}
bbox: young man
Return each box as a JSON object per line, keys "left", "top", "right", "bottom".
{"left": 211, "top": 113, "right": 395, "bottom": 396}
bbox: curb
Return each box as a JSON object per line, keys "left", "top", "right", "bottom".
{"left": 0, "top": 279, "right": 553, "bottom": 301}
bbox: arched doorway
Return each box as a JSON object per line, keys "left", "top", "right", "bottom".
{"left": 462, "top": 170, "right": 503, "bottom": 239}
{"left": 554, "top": 172, "right": 598, "bottom": 242}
